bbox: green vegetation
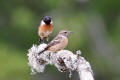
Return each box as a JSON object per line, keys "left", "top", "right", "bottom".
{"left": 0, "top": 0, "right": 120, "bottom": 80}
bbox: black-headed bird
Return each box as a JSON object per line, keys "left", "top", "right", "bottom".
{"left": 38, "top": 16, "right": 53, "bottom": 43}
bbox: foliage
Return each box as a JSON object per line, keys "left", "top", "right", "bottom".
{"left": 0, "top": 0, "right": 120, "bottom": 80}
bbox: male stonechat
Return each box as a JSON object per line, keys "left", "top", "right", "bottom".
{"left": 38, "top": 16, "right": 53, "bottom": 43}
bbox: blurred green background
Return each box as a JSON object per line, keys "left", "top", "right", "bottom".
{"left": 0, "top": 0, "right": 120, "bottom": 80}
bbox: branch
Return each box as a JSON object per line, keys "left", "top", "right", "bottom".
{"left": 27, "top": 43, "right": 94, "bottom": 80}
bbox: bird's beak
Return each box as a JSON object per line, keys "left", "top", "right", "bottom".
{"left": 68, "top": 31, "right": 72, "bottom": 34}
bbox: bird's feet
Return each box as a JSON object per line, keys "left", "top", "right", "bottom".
{"left": 38, "top": 38, "right": 43, "bottom": 44}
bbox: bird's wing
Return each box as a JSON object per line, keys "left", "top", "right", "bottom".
{"left": 46, "top": 35, "right": 62, "bottom": 49}
{"left": 38, "top": 35, "right": 62, "bottom": 55}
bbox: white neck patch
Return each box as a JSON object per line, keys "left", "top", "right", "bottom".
{"left": 50, "top": 20, "right": 53, "bottom": 24}
{"left": 40, "top": 20, "right": 53, "bottom": 25}
{"left": 41, "top": 20, "right": 45, "bottom": 25}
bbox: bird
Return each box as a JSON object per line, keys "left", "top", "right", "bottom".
{"left": 38, "top": 16, "right": 53, "bottom": 44}
{"left": 38, "top": 30, "right": 72, "bottom": 55}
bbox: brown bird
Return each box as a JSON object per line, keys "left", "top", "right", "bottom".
{"left": 38, "top": 16, "right": 53, "bottom": 43}
{"left": 39, "top": 30, "right": 72, "bottom": 54}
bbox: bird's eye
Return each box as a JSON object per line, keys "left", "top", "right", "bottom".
{"left": 64, "top": 32, "right": 67, "bottom": 33}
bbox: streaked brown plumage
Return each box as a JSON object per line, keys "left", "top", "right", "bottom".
{"left": 39, "top": 30, "right": 72, "bottom": 55}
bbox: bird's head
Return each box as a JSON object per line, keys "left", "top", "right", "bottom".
{"left": 42, "top": 16, "right": 52, "bottom": 25}
{"left": 59, "top": 30, "right": 72, "bottom": 37}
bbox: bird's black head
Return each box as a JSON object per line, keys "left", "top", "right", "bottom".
{"left": 43, "top": 16, "right": 52, "bottom": 25}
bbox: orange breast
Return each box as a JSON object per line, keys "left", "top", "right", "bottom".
{"left": 39, "top": 24, "right": 53, "bottom": 32}
{"left": 38, "top": 24, "right": 53, "bottom": 38}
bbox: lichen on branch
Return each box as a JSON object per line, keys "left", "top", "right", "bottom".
{"left": 27, "top": 43, "right": 94, "bottom": 80}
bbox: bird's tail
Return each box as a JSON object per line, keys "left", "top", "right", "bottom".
{"left": 38, "top": 38, "right": 43, "bottom": 44}
{"left": 38, "top": 46, "right": 49, "bottom": 55}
